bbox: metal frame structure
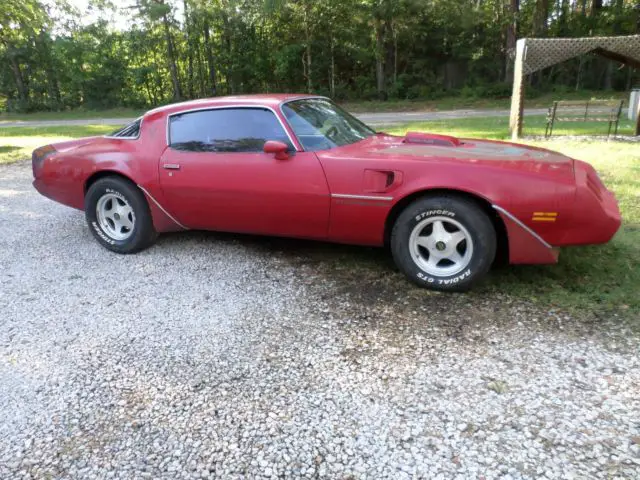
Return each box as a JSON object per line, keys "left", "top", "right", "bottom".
{"left": 509, "top": 35, "right": 640, "bottom": 139}
{"left": 544, "top": 99, "right": 624, "bottom": 138}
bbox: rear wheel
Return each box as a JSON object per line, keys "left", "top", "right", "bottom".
{"left": 85, "top": 176, "right": 157, "bottom": 254}
{"left": 390, "top": 195, "right": 496, "bottom": 291}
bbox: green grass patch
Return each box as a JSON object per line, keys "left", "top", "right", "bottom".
{"left": 383, "top": 114, "right": 636, "bottom": 139}
{"left": 0, "top": 125, "right": 114, "bottom": 164}
{"left": 483, "top": 141, "right": 639, "bottom": 317}
{"left": 385, "top": 118, "right": 639, "bottom": 318}
{"left": 343, "top": 90, "right": 627, "bottom": 113}
{"left": 0, "top": 107, "right": 141, "bottom": 122}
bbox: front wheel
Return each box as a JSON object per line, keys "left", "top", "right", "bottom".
{"left": 85, "top": 176, "right": 157, "bottom": 254}
{"left": 390, "top": 195, "right": 496, "bottom": 292}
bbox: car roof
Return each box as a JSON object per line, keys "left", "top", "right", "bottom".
{"left": 145, "top": 94, "right": 325, "bottom": 118}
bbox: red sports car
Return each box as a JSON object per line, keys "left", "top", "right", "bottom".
{"left": 32, "top": 94, "right": 621, "bottom": 291}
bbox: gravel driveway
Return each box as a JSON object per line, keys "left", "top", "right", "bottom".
{"left": 1, "top": 161, "right": 639, "bottom": 479}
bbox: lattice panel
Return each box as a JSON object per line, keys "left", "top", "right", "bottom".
{"left": 522, "top": 35, "right": 640, "bottom": 74}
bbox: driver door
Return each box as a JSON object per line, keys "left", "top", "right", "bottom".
{"left": 159, "top": 107, "right": 331, "bottom": 239}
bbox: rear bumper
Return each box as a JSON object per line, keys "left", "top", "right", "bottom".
{"left": 33, "top": 178, "right": 83, "bottom": 210}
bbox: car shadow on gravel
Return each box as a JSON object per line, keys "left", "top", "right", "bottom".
{"left": 153, "top": 230, "right": 635, "bottom": 349}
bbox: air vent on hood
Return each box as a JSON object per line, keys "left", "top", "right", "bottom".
{"left": 403, "top": 132, "right": 462, "bottom": 147}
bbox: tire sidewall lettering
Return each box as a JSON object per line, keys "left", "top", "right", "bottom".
{"left": 417, "top": 269, "right": 472, "bottom": 285}
{"left": 414, "top": 209, "right": 455, "bottom": 222}
{"left": 105, "top": 188, "right": 127, "bottom": 202}
{"left": 91, "top": 221, "right": 116, "bottom": 245}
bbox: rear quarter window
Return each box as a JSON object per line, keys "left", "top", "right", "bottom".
{"left": 108, "top": 119, "right": 141, "bottom": 138}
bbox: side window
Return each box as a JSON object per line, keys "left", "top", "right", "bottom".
{"left": 169, "top": 108, "right": 293, "bottom": 153}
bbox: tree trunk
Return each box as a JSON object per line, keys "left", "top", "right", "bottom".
{"left": 221, "top": 13, "right": 233, "bottom": 94}
{"left": 304, "top": 11, "right": 312, "bottom": 94}
{"left": 558, "top": 0, "right": 570, "bottom": 35}
{"left": 393, "top": 24, "right": 398, "bottom": 84}
{"left": 579, "top": 0, "right": 587, "bottom": 16}
{"left": 7, "top": 51, "right": 29, "bottom": 103}
{"left": 203, "top": 17, "right": 217, "bottom": 96}
{"left": 330, "top": 34, "right": 335, "bottom": 97}
{"left": 576, "top": 56, "right": 585, "bottom": 91}
{"left": 38, "top": 31, "right": 61, "bottom": 105}
{"left": 603, "top": 61, "right": 613, "bottom": 90}
{"left": 183, "top": 0, "right": 194, "bottom": 98}
{"left": 375, "top": 18, "right": 385, "bottom": 99}
{"left": 162, "top": 13, "right": 182, "bottom": 101}
{"left": 504, "top": 0, "right": 519, "bottom": 82}
{"left": 534, "top": 0, "right": 549, "bottom": 35}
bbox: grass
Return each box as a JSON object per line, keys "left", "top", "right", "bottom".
{"left": 1, "top": 114, "right": 637, "bottom": 318}
{"left": 382, "top": 114, "right": 637, "bottom": 138}
{"left": 383, "top": 120, "right": 639, "bottom": 318}
{"left": 342, "top": 90, "right": 627, "bottom": 113}
{"left": 0, "top": 125, "right": 115, "bottom": 164}
{"left": 0, "top": 107, "right": 142, "bottom": 122}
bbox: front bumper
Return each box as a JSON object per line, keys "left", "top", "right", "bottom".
{"left": 556, "top": 160, "right": 621, "bottom": 246}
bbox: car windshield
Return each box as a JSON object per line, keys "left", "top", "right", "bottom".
{"left": 281, "top": 98, "right": 376, "bottom": 151}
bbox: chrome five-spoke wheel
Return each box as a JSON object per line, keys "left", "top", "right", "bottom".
{"left": 390, "top": 195, "right": 497, "bottom": 291}
{"left": 96, "top": 193, "right": 136, "bottom": 241}
{"left": 86, "top": 176, "right": 156, "bottom": 254}
{"left": 408, "top": 216, "right": 473, "bottom": 277}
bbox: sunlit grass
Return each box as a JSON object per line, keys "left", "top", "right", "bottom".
{"left": 343, "top": 90, "right": 627, "bottom": 113}
{"left": 0, "top": 125, "right": 114, "bottom": 164}
{"left": 0, "top": 107, "right": 142, "bottom": 122}
{"left": 385, "top": 118, "right": 639, "bottom": 318}
{"left": 383, "top": 114, "right": 636, "bottom": 138}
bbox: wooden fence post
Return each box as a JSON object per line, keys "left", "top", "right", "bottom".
{"left": 636, "top": 95, "right": 640, "bottom": 136}
{"left": 509, "top": 39, "right": 526, "bottom": 141}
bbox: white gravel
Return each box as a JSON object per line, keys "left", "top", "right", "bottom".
{"left": 1, "top": 161, "right": 639, "bottom": 479}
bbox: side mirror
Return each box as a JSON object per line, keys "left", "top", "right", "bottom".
{"left": 264, "top": 140, "right": 290, "bottom": 160}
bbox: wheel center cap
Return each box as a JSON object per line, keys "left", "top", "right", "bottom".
{"left": 114, "top": 213, "right": 121, "bottom": 220}
{"left": 435, "top": 241, "right": 447, "bottom": 251}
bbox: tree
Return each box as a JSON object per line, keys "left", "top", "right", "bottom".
{"left": 0, "top": 0, "right": 49, "bottom": 105}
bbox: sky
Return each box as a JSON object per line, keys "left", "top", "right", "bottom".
{"left": 63, "top": 0, "right": 136, "bottom": 30}
{"left": 57, "top": 0, "right": 186, "bottom": 31}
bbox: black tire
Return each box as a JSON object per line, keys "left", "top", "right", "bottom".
{"left": 390, "top": 195, "right": 496, "bottom": 292}
{"left": 85, "top": 176, "right": 157, "bottom": 254}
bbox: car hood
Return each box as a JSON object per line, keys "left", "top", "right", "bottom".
{"left": 329, "top": 133, "right": 575, "bottom": 181}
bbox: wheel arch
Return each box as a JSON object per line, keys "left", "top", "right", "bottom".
{"left": 83, "top": 170, "right": 184, "bottom": 233}
{"left": 384, "top": 188, "right": 509, "bottom": 265}
{"left": 84, "top": 170, "right": 137, "bottom": 194}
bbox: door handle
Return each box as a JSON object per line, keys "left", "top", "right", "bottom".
{"left": 163, "top": 164, "right": 181, "bottom": 170}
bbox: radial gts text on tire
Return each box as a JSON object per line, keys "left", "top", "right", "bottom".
{"left": 390, "top": 195, "right": 497, "bottom": 292}
{"left": 85, "top": 176, "right": 157, "bottom": 254}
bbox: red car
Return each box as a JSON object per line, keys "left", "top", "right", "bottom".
{"left": 32, "top": 94, "right": 621, "bottom": 291}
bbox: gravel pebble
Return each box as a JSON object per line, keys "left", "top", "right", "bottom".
{"left": 1, "top": 161, "right": 639, "bottom": 479}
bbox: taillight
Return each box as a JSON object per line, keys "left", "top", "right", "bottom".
{"left": 32, "top": 145, "right": 57, "bottom": 176}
